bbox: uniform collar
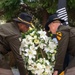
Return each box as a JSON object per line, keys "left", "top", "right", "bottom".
{"left": 57, "top": 25, "right": 63, "bottom": 32}
{"left": 11, "top": 22, "right": 21, "bottom": 34}
{"left": 11, "top": 22, "right": 19, "bottom": 30}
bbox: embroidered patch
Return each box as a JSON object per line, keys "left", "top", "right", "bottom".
{"left": 56, "top": 32, "right": 62, "bottom": 40}
{"left": 56, "top": 36, "right": 61, "bottom": 40}
{"left": 56, "top": 32, "right": 62, "bottom": 37}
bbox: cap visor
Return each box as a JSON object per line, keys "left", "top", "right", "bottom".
{"left": 13, "top": 18, "right": 21, "bottom": 23}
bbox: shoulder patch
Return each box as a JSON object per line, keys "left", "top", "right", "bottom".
{"left": 56, "top": 32, "right": 62, "bottom": 37}
{"left": 56, "top": 32, "right": 62, "bottom": 41}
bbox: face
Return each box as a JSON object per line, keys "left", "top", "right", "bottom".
{"left": 48, "top": 20, "right": 61, "bottom": 34}
{"left": 18, "top": 23, "right": 30, "bottom": 33}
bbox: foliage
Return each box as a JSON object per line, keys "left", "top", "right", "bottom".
{"left": 0, "top": 0, "right": 75, "bottom": 21}
{"left": 24, "top": 0, "right": 57, "bottom": 13}
{"left": 0, "top": 0, "right": 20, "bottom": 20}
{"left": 0, "top": 0, "right": 75, "bottom": 26}
{"left": 68, "top": 0, "right": 75, "bottom": 9}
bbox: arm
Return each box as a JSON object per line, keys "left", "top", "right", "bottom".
{"left": 7, "top": 35, "right": 27, "bottom": 75}
{"left": 53, "top": 30, "right": 69, "bottom": 75}
{"left": 56, "top": 0, "right": 68, "bottom": 25}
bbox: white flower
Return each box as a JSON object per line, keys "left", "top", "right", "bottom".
{"left": 21, "top": 39, "right": 33, "bottom": 47}
{"left": 38, "top": 29, "right": 47, "bottom": 40}
{"left": 32, "top": 63, "right": 44, "bottom": 75}
{"left": 39, "top": 42, "right": 46, "bottom": 49}
{"left": 28, "top": 59, "right": 34, "bottom": 65}
{"left": 49, "top": 41, "right": 57, "bottom": 49}
{"left": 26, "top": 35, "right": 33, "bottom": 40}
{"left": 44, "top": 66, "right": 52, "bottom": 75}
{"left": 51, "top": 54, "right": 55, "bottom": 61}
{"left": 34, "top": 39, "right": 40, "bottom": 44}
{"left": 30, "top": 31, "right": 35, "bottom": 36}
{"left": 44, "top": 37, "right": 50, "bottom": 43}
{"left": 34, "top": 35, "right": 37, "bottom": 39}
{"left": 44, "top": 47, "right": 50, "bottom": 53}
{"left": 25, "top": 48, "right": 37, "bottom": 59}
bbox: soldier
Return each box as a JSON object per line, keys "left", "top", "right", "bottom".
{"left": 45, "top": 13, "right": 75, "bottom": 75}
{"left": 0, "top": 12, "right": 33, "bottom": 75}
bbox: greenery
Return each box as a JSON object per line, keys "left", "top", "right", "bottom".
{"left": 0, "top": 0, "right": 20, "bottom": 20}
{"left": 0, "top": 0, "right": 75, "bottom": 26}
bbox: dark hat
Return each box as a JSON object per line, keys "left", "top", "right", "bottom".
{"left": 13, "top": 12, "right": 32, "bottom": 27}
{"left": 45, "top": 13, "right": 65, "bottom": 31}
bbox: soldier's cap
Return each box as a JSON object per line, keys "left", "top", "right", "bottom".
{"left": 13, "top": 12, "right": 33, "bottom": 27}
{"left": 45, "top": 13, "right": 65, "bottom": 31}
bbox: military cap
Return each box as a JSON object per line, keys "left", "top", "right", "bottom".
{"left": 13, "top": 12, "right": 33, "bottom": 27}
{"left": 45, "top": 13, "right": 65, "bottom": 31}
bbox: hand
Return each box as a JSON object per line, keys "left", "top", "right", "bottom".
{"left": 53, "top": 71, "right": 58, "bottom": 75}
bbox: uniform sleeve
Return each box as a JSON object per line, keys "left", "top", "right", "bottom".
{"left": 7, "top": 35, "right": 27, "bottom": 75}
{"left": 54, "top": 30, "right": 69, "bottom": 71}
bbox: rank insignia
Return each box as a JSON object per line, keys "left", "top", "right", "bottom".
{"left": 56, "top": 32, "right": 62, "bottom": 40}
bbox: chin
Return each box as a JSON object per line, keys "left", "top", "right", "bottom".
{"left": 52, "top": 32, "right": 56, "bottom": 34}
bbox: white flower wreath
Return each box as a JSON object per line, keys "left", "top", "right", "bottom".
{"left": 20, "top": 29, "right": 57, "bottom": 75}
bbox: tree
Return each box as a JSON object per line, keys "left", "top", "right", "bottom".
{"left": 0, "top": 0, "right": 75, "bottom": 26}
